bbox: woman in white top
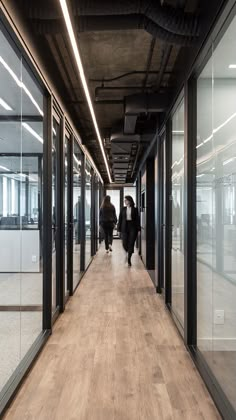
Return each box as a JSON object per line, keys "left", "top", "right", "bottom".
{"left": 117, "top": 195, "right": 141, "bottom": 266}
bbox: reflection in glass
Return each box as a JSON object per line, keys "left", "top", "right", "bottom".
{"left": 64, "top": 136, "right": 69, "bottom": 296}
{"left": 85, "top": 160, "right": 92, "bottom": 268}
{"left": 171, "top": 100, "right": 184, "bottom": 328}
{"left": 197, "top": 16, "right": 236, "bottom": 412}
{"left": 52, "top": 119, "right": 58, "bottom": 314}
{"left": 73, "top": 141, "right": 82, "bottom": 289}
{"left": 0, "top": 27, "right": 44, "bottom": 393}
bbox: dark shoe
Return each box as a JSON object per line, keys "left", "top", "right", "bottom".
{"left": 128, "top": 255, "right": 132, "bottom": 267}
{"left": 109, "top": 245, "right": 112, "bottom": 252}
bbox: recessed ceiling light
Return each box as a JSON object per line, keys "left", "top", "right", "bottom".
{"left": 0, "top": 98, "right": 13, "bottom": 111}
{"left": 229, "top": 64, "right": 236, "bottom": 69}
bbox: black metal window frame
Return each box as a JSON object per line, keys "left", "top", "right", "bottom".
{"left": 0, "top": 9, "right": 51, "bottom": 416}
{"left": 162, "top": 91, "right": 185, "bottom": 338}
{"left": 156, "top": 2, "right": 236, "bottom": 419}
{"left": 186, "top": 2, "right": 236, "bottom": 419}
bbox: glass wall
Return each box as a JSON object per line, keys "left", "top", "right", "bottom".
{"left": 0, "top": 26, "right": 44, "bottom": 393}
{"left": 73, "top": 140, "right": 82, "bottom": 289}
{"left": 85, "top": 159, "right": 92, "bottom": 268}
{"left": 171, "top": 100, "right": 185, "bottom": 328}
{"left": 64, "top": 134, "right": 69, "bottom": 297}
{"left": 197, "top": 15, "right": 236, "bottom": 411}
{"left": 52, "top": 119, "right": 58, "bottom": 314}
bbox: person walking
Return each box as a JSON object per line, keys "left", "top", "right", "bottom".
{"left": 99, "top": 195, "right": 117, "bottom": 253}
{"left": 117, "top": 195, "right": 141, "bottom": 266}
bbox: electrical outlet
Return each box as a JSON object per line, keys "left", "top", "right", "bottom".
{"left": 32, "top": 255, "right": 37, "bottom": 263}
{"left": 214, "top": 310, "right": 224, "bottom": 325}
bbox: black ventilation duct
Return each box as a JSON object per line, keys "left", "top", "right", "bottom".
{"left": 74, "top": 0, "right": 199, "bottom": 38}
{"left": 124, "top": 93, "right": 168, "bottom": 134}
{"left": 27, "top": 0, "right": 200, "bottom": 46}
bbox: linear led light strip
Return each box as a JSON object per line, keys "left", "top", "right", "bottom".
{"left": 0, "top": 56, "right": 43, "bottom": 116}
{"left": 73, "top": 154, "right": 81, "bottom": 166}
{"left": 22, "top": 122, "right": 43, "bottom": 143}
{"left": 197, "top": 111, "right": 236, "bottom": 149}
{"left": 0, "top": 97, "right": 13, "bottom": 111}
{"left": 0, "top": 165, "right": 10, "bottom": 172}
{"left": 59, "top": 0, "right": 112, "bottom": 183}
{"left": 171, "top": 156, "right": 184, "bottom": 169}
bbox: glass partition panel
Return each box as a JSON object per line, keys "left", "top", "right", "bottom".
{"left": 197, "top": 15, "right": 236, "bottom": 412}
{"left": 0, "top": 26, "right": 44, "bottom": 393}
{"left": 64, "top": 135, "right": 69, "bottom": 297}
{"left": 73, "top": 141, "right": 82, "bottom": 289}
{"left": 171, "top": 99, "right": 185, "bottom": 329}
{"left": 85, "top": 160, "right": 91, "bottom": 268}
{"left": 52, "top": 119, "right": 59, "bottom": 314}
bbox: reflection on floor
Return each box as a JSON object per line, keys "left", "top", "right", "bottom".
{"left": 4, "top": 241, "right": 220, "bottom": 420}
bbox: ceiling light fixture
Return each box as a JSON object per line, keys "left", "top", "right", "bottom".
{"left": 22, "top": 122, "right": 43, "bottom": 144}
{"left": 0, "top": 97, "right": 13, "bottom": 111}
{"left": 172, "top": 130, "right": 184, "bottom": 134}
{"left": 223, "top": 157, "right": 236, "bottom": 166}
{"left": 0, "top": 56, "right": 43, "bottom": 116}
{"left": 58, "top": 0, "right": 112, "bottom": 183}
{"left": 73, "top": 153, "right": 81, "bottom": 166}
{"left": 0, "top": 165, "right": 10, "bottom": 172}
{"left": 229, "top": 64, "right": 236, "bottom": 69}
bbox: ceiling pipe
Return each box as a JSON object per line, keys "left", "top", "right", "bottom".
{"left": 89, "top": 70, "right": 171, "bottom": 83}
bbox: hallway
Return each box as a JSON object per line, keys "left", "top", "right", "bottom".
{"left": 4, "top": 242, "right": 220, "bottom": 420}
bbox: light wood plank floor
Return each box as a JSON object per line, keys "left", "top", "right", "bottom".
{"left": 4, "top": 241, "right": 221, "bottom": 420}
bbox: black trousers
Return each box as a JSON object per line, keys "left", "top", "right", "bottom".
{"left": 102, "top": 222, "right": 114, "bottom": 250}
{"left": 122, "top": 221, "right": 137, "bottom": 255}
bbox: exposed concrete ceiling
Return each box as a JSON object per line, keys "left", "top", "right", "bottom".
{"left": 11, "top": 0, "right": 225, "bottom": 183}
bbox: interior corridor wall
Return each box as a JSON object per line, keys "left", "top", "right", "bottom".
{"left": 196, "top": 14, "right": 236, "bottom": 412}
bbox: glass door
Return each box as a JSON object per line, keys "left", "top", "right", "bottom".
{"left": 72, "top": 140, "right": 82, "bottom": 290}
{"left": 64, "top": 133, "right": 70, "bottom": 299}
{"left": 171, "top": 99, "right": 185, "bottom": 330}
{"left": 85, "top": 159, "right": 92, "bottom": 268}
{"left": 160, "top": 135, "right": 166, "bottom": 291}
{"left": 52, "top": 117, "right": 59, "bottom": 314}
